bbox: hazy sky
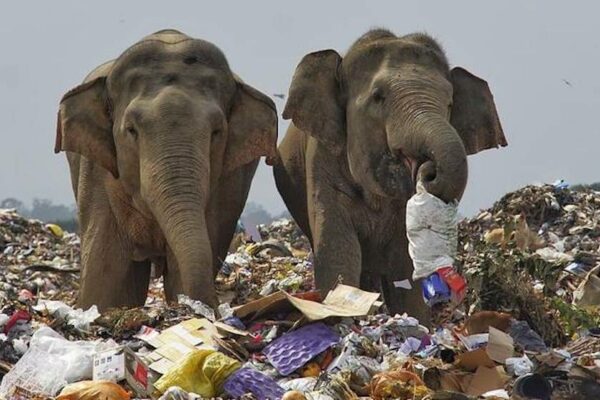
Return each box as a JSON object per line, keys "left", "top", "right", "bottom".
{"left": 1, "top": 1, "right": 599, "bottom": 216}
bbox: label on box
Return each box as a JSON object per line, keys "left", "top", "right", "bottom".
{"left": 93, "top": 347, "right": 126, "bottom": 382}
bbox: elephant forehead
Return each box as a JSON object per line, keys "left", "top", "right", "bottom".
{"left": 107, "top": 42, "right": 234, "bottom": 94}
{"left": 110, "top": 38, "right": 232, "bottom": 83}
{"left": 343, "top": 40, "right": 449, "bottom": 79}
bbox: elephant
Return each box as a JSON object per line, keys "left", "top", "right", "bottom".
{"left": 55, "top": 29, "right": 278, "bottom": 311}
{"left": 273, "top": 29, "right": 506, "bottom": 322}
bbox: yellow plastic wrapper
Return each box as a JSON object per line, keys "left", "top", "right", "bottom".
{"left": 46, "top": 223, "right": 64, "bottom": 238}
{"left": 370, "top": 369, "right": 430, "bottom": 400}
{"left": 154, "top": 349, "right": 241, "bottom": 396}
{"left": 56, "top": 380, "right": 130, "bottom": 400}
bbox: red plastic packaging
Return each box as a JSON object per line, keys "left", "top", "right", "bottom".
{"left": 437, "top": 266, "right": 467, "bottom": 303}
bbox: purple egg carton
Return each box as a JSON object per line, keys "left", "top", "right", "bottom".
{"left": 263, "top": 322, "right": 340, "bottom": 376}
{"left": 223, "top": 367, "right": 285, "bottom": 400}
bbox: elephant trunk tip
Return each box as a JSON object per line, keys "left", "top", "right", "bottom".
{"left": 417, "top": 156, "right": 467, "bottom": 203}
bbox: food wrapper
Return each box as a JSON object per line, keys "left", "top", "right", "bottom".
{"left": 57, "top": 380, "right": 130, "bottom": 400}
{"left": 153, "top": 349, "right": 240, "bottom": 396}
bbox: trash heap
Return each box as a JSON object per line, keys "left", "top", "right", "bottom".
{"left": 0, "top": 208, "right": 80, "bottom": 307}
{"left": 458, "top": 184, "right": 600, "bottom": 347}
{"left": 257, "top": 219, "right": 311, "bottom": 254}
{"left": 216, "top": 219, "right": 314, "bottom": 306}
{"left": 0, "top": 183, "right": 600, "bottom": 399}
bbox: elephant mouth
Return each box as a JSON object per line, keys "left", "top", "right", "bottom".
{"left": 373, "top": 150, "right": 417, "bottom": 198}
{"left": 396, "top": 149, "right": 420, "bottom": 187}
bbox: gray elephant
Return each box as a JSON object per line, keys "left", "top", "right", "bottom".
{"left": 55, "top": 30, "right": 277, "bottom": 311}
{"left": 274, "top": 29, "right": 506, "bottom": 321}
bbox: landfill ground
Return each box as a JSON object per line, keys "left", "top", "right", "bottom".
{"left": 1, "top": 183, "right": 600, "bottom": 399}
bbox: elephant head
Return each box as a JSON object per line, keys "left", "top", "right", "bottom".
{"left": 55, "top": 30, "right": 277, "bottom": 305}
{"left": 283, "top": 29, "right": 506, "bottom": 203}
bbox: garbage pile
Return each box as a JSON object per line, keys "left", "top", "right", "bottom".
{"left": 0, "top": 208, "right": 80, "bottom": 307}
{"left": 0, "top": 183, "right": 599, "bottom": 399}
{"left": 458, "top": 184, "right": 600, "bottom": 346}
{"left": 217, "top": 218, "right": 314, "bottom": 306}
{"left": 257, "top": 218, "right": 311, "bottom": 254}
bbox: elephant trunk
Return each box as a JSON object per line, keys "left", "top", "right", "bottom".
{"left": 141, "top": 127, "right": 217, "bottom": 307}
{"left": 389, "top": 114, "right": 468, "bottom": 203}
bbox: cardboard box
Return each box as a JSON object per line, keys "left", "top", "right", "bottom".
{"left": 92, "top": 346, "right": 158, "bottom": 398}
{"left": 124, "top": 347, "right": 158, "bottom": 398}
{"left": 93, "top": 347, "right": 126, "bottom": 382}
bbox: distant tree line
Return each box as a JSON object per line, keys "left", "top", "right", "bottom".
{"left": 1, "top": 197, "right": 289, "bottom": 234}
{"left": 1, "top": 197, "right": 78, "bottom": 232}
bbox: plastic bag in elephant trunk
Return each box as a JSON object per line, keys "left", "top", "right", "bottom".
{"left": 406, "top": 183, "right": 466, "bottom": 323}
{"left": 406, "top": 183, "right": 459, "bottom": 280}
{"left": 153, "top": 349, "right": 241, "bottom": 397}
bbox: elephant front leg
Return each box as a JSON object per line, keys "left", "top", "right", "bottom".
{"left": 78, "top": 214, "right": 151, "bottom": 311}
{"left": 379, "top": 235, "right": 430, "bottom": 324}
{"left": 311, "top": 207, "right": 362, "bottom": 293}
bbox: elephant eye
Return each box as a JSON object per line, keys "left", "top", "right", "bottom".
{"left": 126, "top": 125, "right": 138, "bottom": 138}
{"left": 212, "top": 129, "right": 221, "bottom": 137}
{"left": 372, "top": 88, "right": 386, "bottom": 104}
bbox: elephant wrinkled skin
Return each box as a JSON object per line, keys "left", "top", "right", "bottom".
{"left": 274, "top": 29, "right": 506, "bottom": 321}
{"left": 56, "top": 30, "right": 277, "bottom": 311}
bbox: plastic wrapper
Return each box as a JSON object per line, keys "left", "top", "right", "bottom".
{"left": 263, "top": 323, "right": 340, "bottom": 376}
{"left": 46, "top": 223, "right": 65, "bottom": 238}
{"left": 28, "top": 326, "right": 102, "bottom": 383}
{"left": 158, "top": 386, "right": 202, "bottom": 400}
{"left": 505, "top": 355, "right": 534, "bottom": 376}
{"left": 406, "top": 183, "right": 459, "bottom": 280}
{"left": 154, "top": 349, "right": 240, "bottom": 396}
{"left": 280, "top": 377, "right": 318, "bottom": 392}
{"left": 0, "top": 346, "right": 67, "bottom": 398}
{"left": 177, "top": 294, "right": 216, "bottom": 321}
{"left": 218, "top": 303, "right": 234, "bottom": 319}
{"left": 509, "top": 320, "right": 548, "bottom": 353}
{"left": 369, "top": 369, "right": 430, "bottom": 400}
{"left": 224, "top": 367, "right": 286, "bottom": 400}
{"left": 56, "top": 380, "right": 130, "bottom": 400}
{"left": 33, "top": 300, "right": 100, "bottom": 332}
{"left": 0, "top": 325, "right": 104, "bottom": 395}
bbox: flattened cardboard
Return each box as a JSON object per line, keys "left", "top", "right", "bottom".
{"left": 214, "top": 321, "right": 250, "bottom": 336}
{"left": 284, "top": 284, "right": 380, "bottom": 320}
{"left": 438, "top": 369, "right": 474, "bottom": 393}
{"left": 465, "top": 366, "right": 509, "bottom": 396}
{"left": 457, "top": 348, "right": 496, "bottom": 371}
{"left": 232, "top": 292, "right": 288, "bottom": 319}
{"left": 145, "top": 318, "right": 220, "bottom": 375}
{"left": 486, "top": 326, "right": 514, "bottom": 363}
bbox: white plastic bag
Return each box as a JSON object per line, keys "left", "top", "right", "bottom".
{"left": 0, "top": 327, "right": 104, "bottom": 397}
{"left": 177, "top": 294, "right": 216, "bottom": 321}
{"left": 29, "top": 326, "right": 102, "bottom": 382}
{"left": 406, "top": 183, "right": 459, "bottom": 280}
{"left": 33, "top": 300, "right": 100, "bottom": 331}
{"left": 0, "top": 346, "right": 67, "bottom": 398}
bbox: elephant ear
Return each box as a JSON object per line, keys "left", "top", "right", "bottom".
{"left": 282, "top": 50, "right": 345, "bottom": 155}
{"left": 450, "top": 67, "right": 507, "bottom": 155}
{"left": 55, "top": 77, "right": 118, "bottom": 177}
{"left": 224, "top": 80, "right": 278, "bottom": 175}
